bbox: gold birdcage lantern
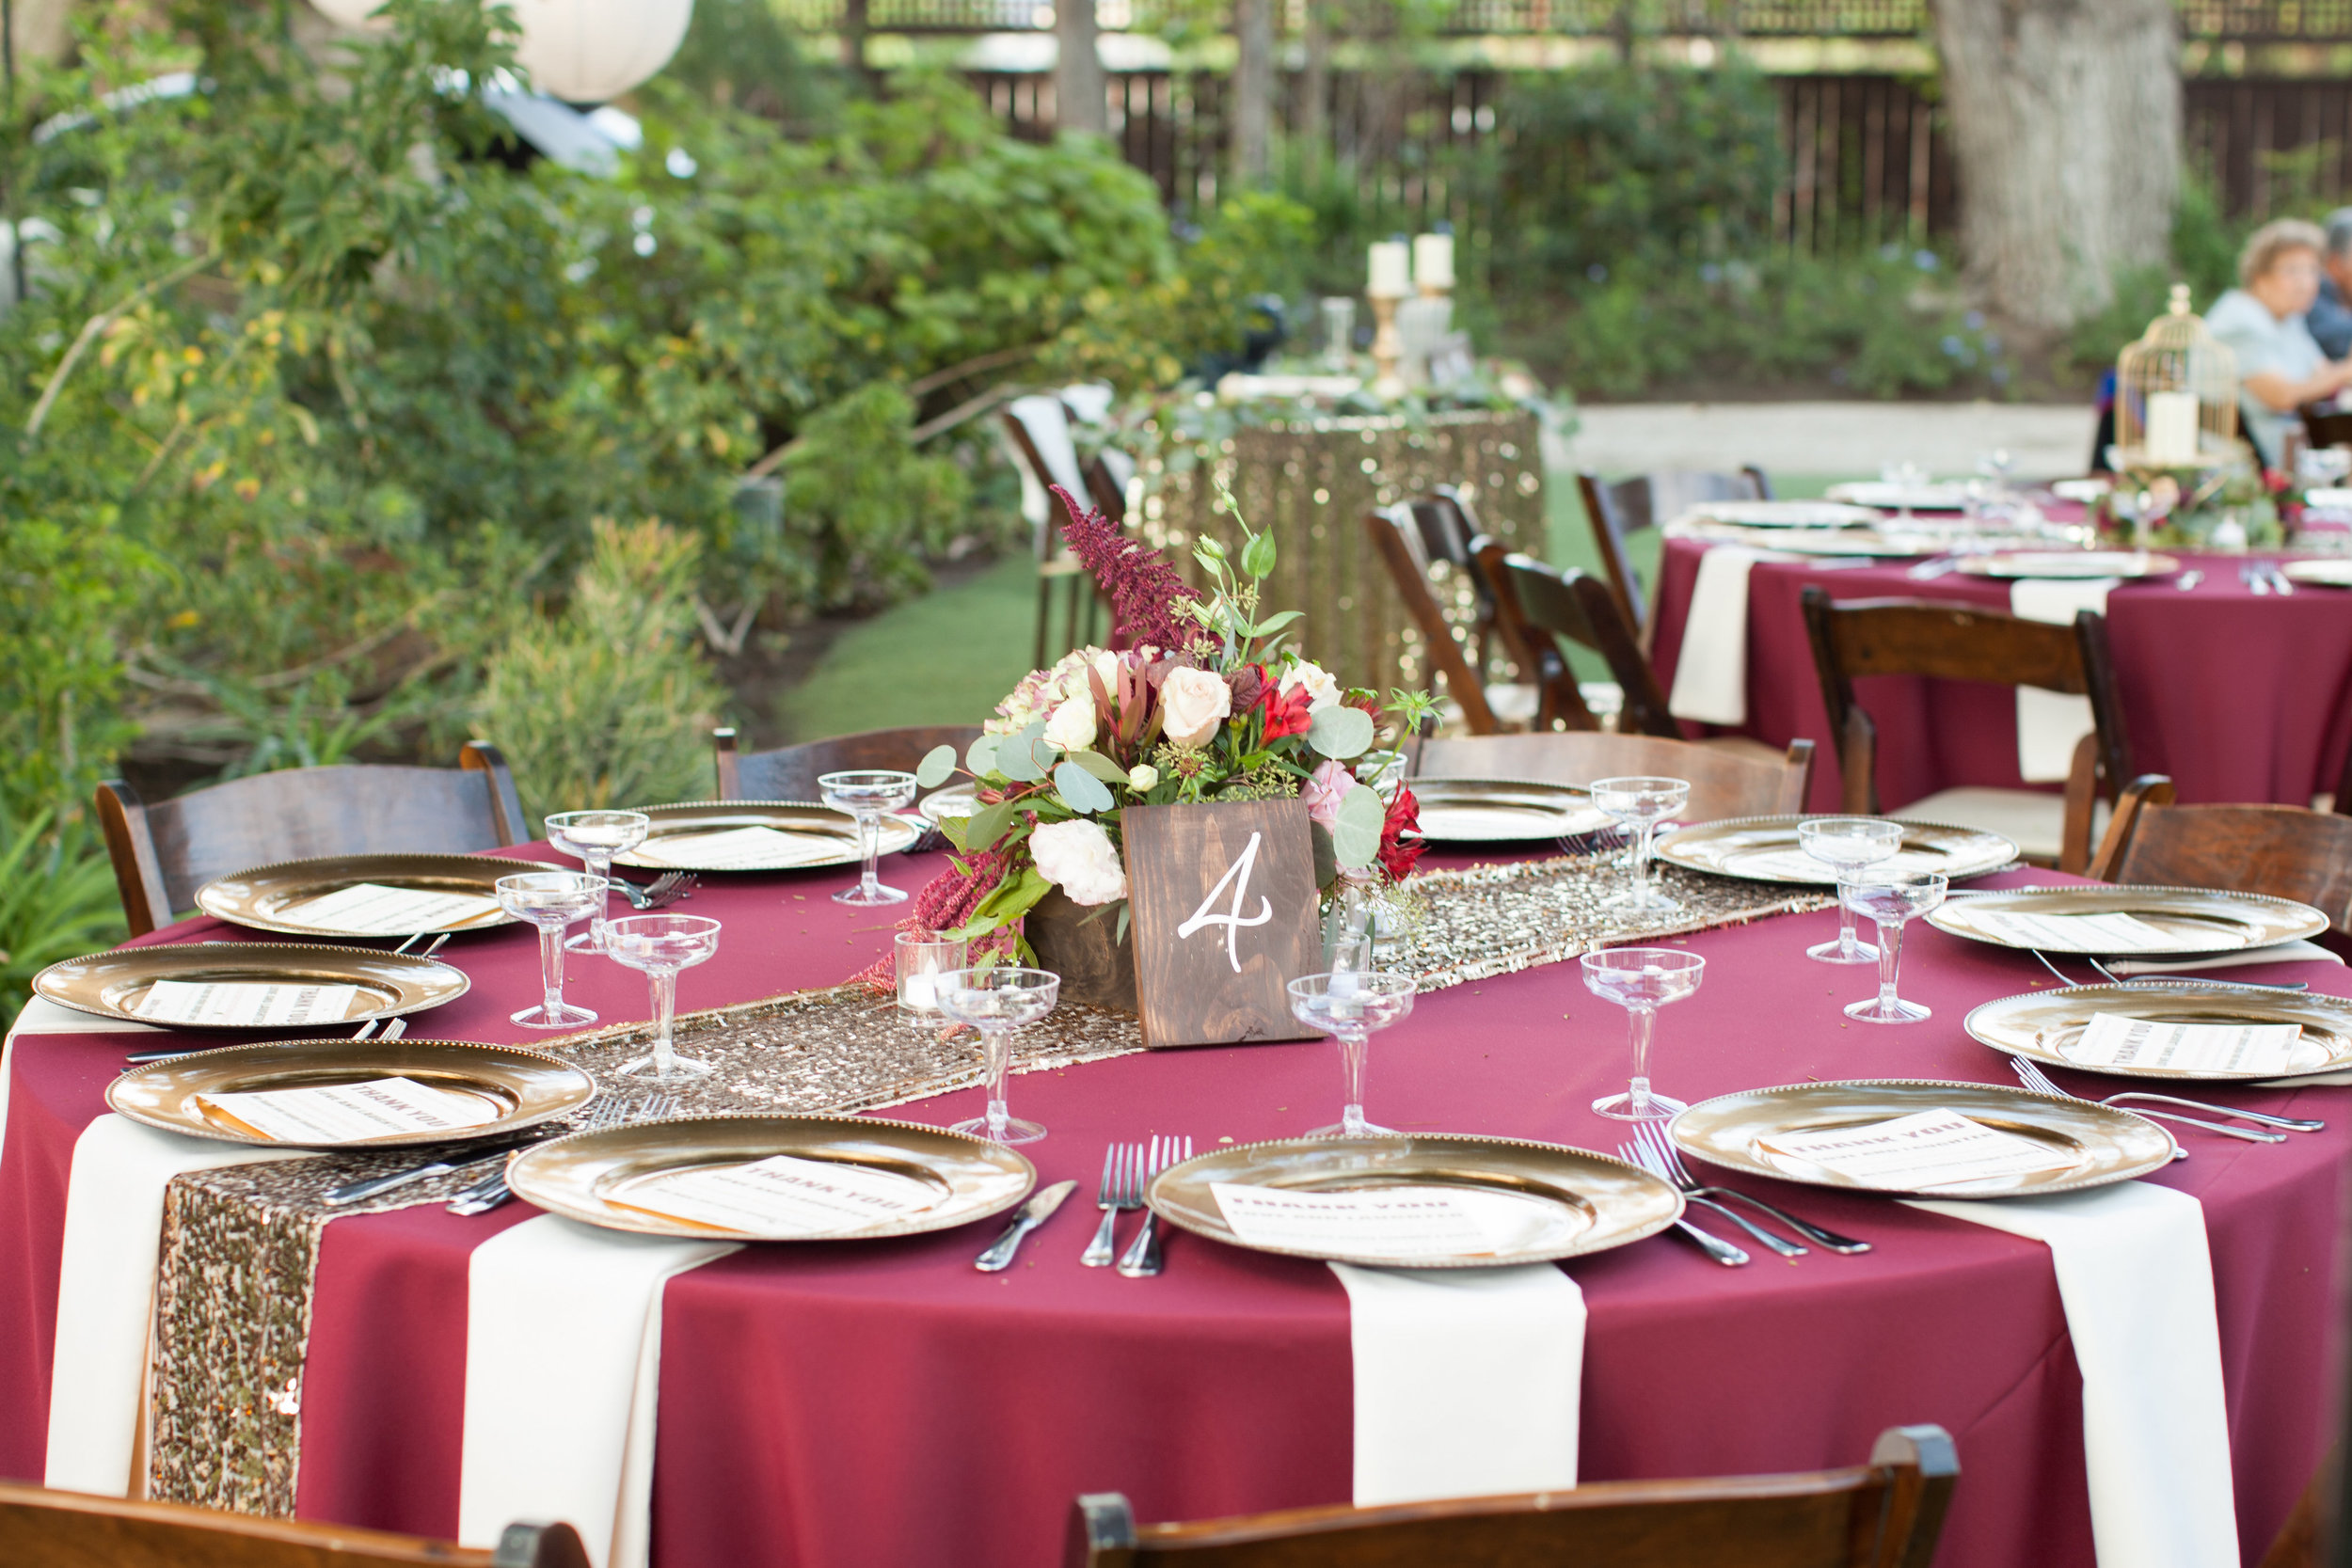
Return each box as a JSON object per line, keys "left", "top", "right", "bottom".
{"left": 2114, "top": 283, "right": 2239, "bottom": 469}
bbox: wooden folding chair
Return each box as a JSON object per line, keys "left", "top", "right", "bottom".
{"left": 713, "top": 724, "right": 983, "bottom": 802}
{"left": 1002, "top": 393, "right": 1103, "bottom": 665}
{"left": 1800, "top": 587, "right": 2132, "bottom": 874}
{"left": 92, "top": 741, "right": 527, "bottom": 938}
{"left": 1411, "top": 732, "right": 1815, "bottom": 823}
{"left": 2090, "top": 781, "right": 2352, "bottom": 936}
{"left": 1363, "top": 504, "right": 1503, "bottom": 734}
{"left": 1066, "top": 1423, "right": 1955, "bottom": 1568}
{"left": 1576, "top": 467, "right": 1771, "bottom": 641}
{"left": 0, "top": 1481, "right": 588, "bottom": 1568}
{"left": 1481, "top": 545, "right": 1677, "bottom": 737}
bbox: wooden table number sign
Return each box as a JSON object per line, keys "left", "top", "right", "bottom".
{"left": 1121, "top": 799, "right": 1325, "bottom": 1049}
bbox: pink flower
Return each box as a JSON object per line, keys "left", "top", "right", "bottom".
{"left": 1300, "top": 759, "right": 1357, "bottom": 830}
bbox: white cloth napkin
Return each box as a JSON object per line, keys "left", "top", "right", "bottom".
{"left": 2106, "top": 940, "right": 2344, "bottom": 975}
{"left": 45, "top": 1115, "right": 314, "bottom": 1495}
{"left": 2010, "top": 579, "right": 2118, "bottom": 784}
{"left": 1902, "top": 1182, "right": 2236, "bottom": 1568}
{"left": 1327, "top": 1261, "right": 1584, "bottom": 1506}
{"left": 459, "top": 1215, "right": 740, "bottom": 1568}
{"left": 1668, "top": 546, "right": 1781, "bottom": 727}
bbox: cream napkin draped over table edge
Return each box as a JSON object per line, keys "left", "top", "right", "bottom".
{"left": 1667, "top": 545, "right": 1783, "bottom": 728}
{"left": 2009, "top": 578, "right": 2119, "bottom": 784}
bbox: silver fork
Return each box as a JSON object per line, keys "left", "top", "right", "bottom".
{"left": 1633, "top": 1121, "right": 1871, "bottom": 1254}
{"left": 327, "top": 1087, "right": 645, "bottom": 1209}
{"left": 2009, "top": 1055, "right": 2283, "bottom": 1145}
{"left": 610, "top": 872, "right": 696, "bottom": 910}
{"left": 1622, "top": 1138, "right": 1804, "bottom": 1258}
{"left": 1116, "top": 1134, "right": 1190, "bottom": 1277}
{"left": 2243, "top": 562, "right": 2271, "bottom": 596}
{"left": 2268, "top": 562, "right": 2296, "bottom": 596}
{"left": 123, "top": 1013, "right": 406, "bottom": 1069}
{"left": 2010, "top": 1052, "right": 2319, "bottom": 1134}
{"left": 1082, "top": 1143, "right": 1141, "bottom": 1267}
{"left": 2081, "top": 954, "right": 2308, "bottom": 994}
{"left": 446, "top": 1092, "right": 679, "bottom": 1215}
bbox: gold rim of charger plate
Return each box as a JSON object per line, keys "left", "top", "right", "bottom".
{"left": 31, "top": 941, "right": 472, "bottom": 1028}
{"left": 611, "top": 800, "right": 923, "bottom": 873}
{"left": 1407, "top": 777, "right": 1615, "bottom": 843}
{"left": 1966, "top": 981, "right": 2352, "bottom": 1082}
{"left": 1926, "top": 883, "right": 2328, "bottom": 954}
{"left": 195, "top": 850, "right": 546, "bottom": 938}
{"left": 1654, "top": 814, "right": 2019, "bottom": 885}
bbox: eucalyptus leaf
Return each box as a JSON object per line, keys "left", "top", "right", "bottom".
{"left": 1309, "top": 704, "right": 1376, "bottom": 760}
{"left": 914, "top": 744, "right": 958, "bottom": 788}
{"left": 966, "top": 734, "right": 1001, "bottom": 776}
{"left": 1065, "top": 749, "right": 1130, "bottom": 784}
{"left": 1332, "top": 784, "right": 1386, "bottom": 870}
{"left": 1250, "top": 610, "right": 1302, "bottom": 639}
{"left": 962, "top": 798, "right": 1018, "bottom": 852}
{"left": 1241, "top": 530, "right": 1278, "bottom": 578}
{"left": 1311, "top": 822, "right": 1339, "bottom": 888}
{"left": 1054, "top": 759, "right": 1116, "bottom": 815}
{"left": 996, "top": 721, "right": 1054, "bottom": 783}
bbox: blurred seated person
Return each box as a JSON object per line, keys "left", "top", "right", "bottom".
{"left": 2208, "top": 217, "right": 2352, "bottom": 467}
{"left": 2310, "top": 207, "right": 2352, "bottom": 359}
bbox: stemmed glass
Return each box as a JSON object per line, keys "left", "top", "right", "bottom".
{"left": 494, "top": 871, "right": 606, "bottom": 1029}
{"left": 1838, "top": 870, "right": 1947, "bottom": 1024}
{"left": 1287, "top": 972, "right": 1417, "bottom": 1137}
{"left": 1590, "top": 776, "right": 1690, "bottom": 915}
{"left": 819, "top": 770, "right": 918, "bottom": 907}
{"left": 606, "top": 913, "right": 723, "bottom": 1079}
{"left": 1798, "top": 817, "right": 1904, "bottom": 964}
{"left": 545, "top": 810, "right": 651, "bottom": 955}
{"left": 937, "top": 967, "right": 1060, "bottom": 1145}
{"left": 1581, "top": 947, "right": 1705, "bottom": 1120}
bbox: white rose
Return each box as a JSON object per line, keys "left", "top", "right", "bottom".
{"left": 1128, "top": 764, "right": 1158, "bottom": 791}
{"left": 1029, "top": 818, "right": 1128, "bottom": 906}
{"left": 1043, "top": 690, "right": 1097, "bottom": 752}
{"left": 1160, "top": 666, "right": 1232, "bottom": 749}
{"left": 1279, "top": 659, "right": 1342, "bottom": 711}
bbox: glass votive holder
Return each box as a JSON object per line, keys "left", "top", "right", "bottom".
{"left": 895, "top": 932, "right": 967, "bottom": 1021}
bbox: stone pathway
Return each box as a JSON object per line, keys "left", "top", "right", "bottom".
{"left": 1557, "top": 401, "right": 2099, "bottom": 483}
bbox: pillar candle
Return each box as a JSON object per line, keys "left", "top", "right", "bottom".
{"left": 2144, "top": 390, "right": 2201, "bottom": 466}
{"left": 1413, "top": 232, "right": 1454, "bottom": 290}
{"left": 1367, "top": 240, "right": 1411, "bottom": 298}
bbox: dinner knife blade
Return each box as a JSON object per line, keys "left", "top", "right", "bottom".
{"left": 974, "top": 1180, "right": 1076, "bottom": 1272}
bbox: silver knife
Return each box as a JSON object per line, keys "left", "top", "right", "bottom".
{"left": 974, "top": 1180, "right": 1076, "bottom": 1272}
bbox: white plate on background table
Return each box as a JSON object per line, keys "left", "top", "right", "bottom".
{"left": 32, "top": 942, "right": 470, "bottom": 1029}
{"left": 505, "top": 1114, "right": 1036, "bottom": 1242}
{"left": 1953, "top": 549, "right": 2181, "bottom": 579}
{"left": 612, "top": 800, "right": 921, "bottom": 873}
{"left": 1677, "top": 500, "right": 1881, "bottom": 530}
{"left": 1407, "top": 778, "right": 1614, "bottom": 842}
{"left": 1655, "top": 816, "right": 2018, "bottom": 885}
{"left": 1825, "top": 481, "right": 1975, "bottom": 512}
{"left": 1147, "top": 1134, "right": 1684, "bottom": 1269}
{"left": 1966, "top": 983, "right": 2352, "bottom": 1082}
{"left": 1672, "top": 1080, "right": 2178, "bottom": 1199}
{"left": 1928, "top": 884, "right": 2329, "bottom": 955}
{"left": 197, "top": 851, "right": 541, "bottom": 938}
{"left": 2282, "top": 559, "right": 2352, "bottom": 588}
{"left": 1667, "top": 521, "right": 1932, "bottom": 558}
{"left": 916, "top": 784, "right": 979, "bottom": 826}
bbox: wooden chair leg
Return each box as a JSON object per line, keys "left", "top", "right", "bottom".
{"left": 2256, "top": 1446, "right": 2328, "bottom": 1568}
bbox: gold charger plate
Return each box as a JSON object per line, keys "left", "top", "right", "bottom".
{"left": 2282, "top": 559, "right": 2352, "bottom": 588}
{"left": 1408, "top": 779, "right": 1613, "bottom": 842}
{"left": 611, "top": 800, "right": 922, "bottom": 873}
{"left": 1672, "top": 1080, "right": 2177, "bottom": 1198}
{"left": 33, "top": 942, "right": 471, "bottom": 1029}
{"left": 504, "top": 1114, "right": 1035, "bottom": 1241}
{"left": 1656, "top": 815, "right": 2018, "bottom": 885}
{"left": 1953, "top": 549, "right": 2181, "bottom": 579}
{"left": 107, "top": 1037, "right": 595, "bottom": 1149}
{"left": 1966, "top": 982, "right": 2352, "bottom": 1082}
{"left": 197, "top": 851, "right": 543, "bottom": 938}
{"left": 1145, "top": 1133, "right": 1684, "bottom": 1269}
{"left": 1928, "top": 884, "right": 2328, "bottom": 955}
{"left": 916, "top": 784, "right": 979, "bottom": 826}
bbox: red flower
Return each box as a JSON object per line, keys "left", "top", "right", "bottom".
{"left": 1376, "top": 786, "right": 1425, "bottom": 882}
{"left": 1259, "top": 682, "right": 1315, "bottom": 742}
{"left": 1226, "top": 663, "right": 1266, "bottom": 714}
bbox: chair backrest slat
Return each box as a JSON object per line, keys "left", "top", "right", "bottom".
{"left": 1577, "top": 468, "right": 1765, "bottom": 636}
{"left": 716, "top": 725, "right": 985, "bottom": 803}
{"left": 1362, "top": 506, "right": 1501, "bottom": 735}
{"left": 1412, "top": 732, "right": 1814, "bottom": 821}
{"left": 1492, "top": 549, "right": 1677, "bottom": 738}
{"left": 2092, "top": 796, "right": 2352, "bottom": 936}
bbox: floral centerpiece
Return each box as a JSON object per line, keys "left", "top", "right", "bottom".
{"left": 2092, "top": 452, "right": 2286, "bottom": 549}
{"left": 892, "top": 484, "right": 1434, "bottom": 995}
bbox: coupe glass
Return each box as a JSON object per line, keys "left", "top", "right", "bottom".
{"left": 1589, "top": 776, "right": 1690, "bottom": 915}
{"left": 937, "top": 966, "right": 1060, "bottom": 1145}
{"left": 819, "top": 769, "right": 918, "bottom": 907}
{"left": 495, "top": 871, "right": 606, "bottom": 1029}
{"left": 544, "top": 810, "right": 651, "bottom": 955}
{"left": 1837, "top": 870, "right": 1947, "bottom": 1024}
{"left": 1798, "top": 817, "right": 1904, "bottom": 964}
{"left": 606, "top": 913, "right": 723, "bottom": 1079}
{"left": 1581, "top": 947, "right": 1705, "bottom": 1121}
{"left": 1287, "top": 972, "right": 1417, "bottom": 1137}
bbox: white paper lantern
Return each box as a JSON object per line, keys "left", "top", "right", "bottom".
{"left": 309, "top": 0, "right": 693, "bottom": 104}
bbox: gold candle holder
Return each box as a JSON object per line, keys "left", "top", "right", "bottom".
{"left": 1368, "top": 293, "right": 1406, "bottom": 398}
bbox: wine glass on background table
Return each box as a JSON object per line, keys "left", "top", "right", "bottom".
{"left": 1288, "top": 972, "right": 1417, "bottom": 1138}
{"left": 819, "top": 770, "right": 918, "bottom": 907}
{"left": 1799, "top": 817, "right": 1903, "bottom": 965}
{"left": 1590, "top": 777, "right": 1690, "bottom": 915}
{"left": 545, "top": 810, "right": 650, "bottom": 955}
{"left": 938, "top": 967, "right": 1061, "bottom": 1145}
{"left": 1837, "top": 870, "right": 1947, "bottom": 1024}
{"left": 495, "top": 871, "right": 606, "bottom": 1029}
{"left": 1581, "top": 948, "right": 1705, "bottom": 1121}
{"left": 607, "top": 913, "right": 723, "bottom": 1079}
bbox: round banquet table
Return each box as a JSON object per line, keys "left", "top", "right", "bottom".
{"left": 1, "top": 841, "right": 2344, "bottom": 1568}
{"left": 1649, "top": 537, "right": 2352, "bottom": 814}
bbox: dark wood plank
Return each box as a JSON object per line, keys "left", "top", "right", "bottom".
{"left": 1362, "top": 506, "right": 1501, "bottom": 735}
{"left": 1575, "top": 469, "right": 1764, "bottom": 640}
{"left": 1122, "top": 799, "right": 1322, "bottom": 1049}
{"left": 2095, "top": 798, "right": 2352, "bottom": 936}
{"left": 1491, "top": 549, "right": 1677, "bottom": 738}
{"left": 720, "top": 725, "right": 984, "bottom": 803}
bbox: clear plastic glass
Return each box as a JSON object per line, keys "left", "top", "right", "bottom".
{"left": 605, "top": 913, "right": 723, "bottom": 1078}
{"left": 1287, "top": 971, "right": 1417, "bottom": 1137}
{"left": 544, "top": 810, "right": 651, "bottom": 954}
{"left": 1798, "top": 817, "right": 1904, "bottom": 964}
{"left": 936, "top": 967, "right": 1060, "bottom": 1144}
{"left": 895, "top": 932, "right": 967, "bottom": 1021}
{"left": 494, "top": 871, "right": 607, "bottom": 1028}
{"left": 818, "top": 770, "right": 919, "bottom": 906}
{"left": 1589, "top": 776, "right": 1691, "bottom": 915}
{"left": 1837, "top": 871, "right": 1947, "bottom": 1023}
{"left": 1581, "top": 947, "right": 1705, "bottom": 1120}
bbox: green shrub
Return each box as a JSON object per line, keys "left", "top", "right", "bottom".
{"left": 0, "top": 811, "right": 128, "bottom": 1031}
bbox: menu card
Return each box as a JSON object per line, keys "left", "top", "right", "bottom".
{"left": 1729, "top": 847, "right": 1950, "bottom": 880}
{"left": 1757, "top": 1109, "right": 2078, "bottom": 1189}
{"left": 2071, "top": 1012, "right": 2304, "bottom": 1074}
{"left": 631, "top": 826, "right": 842, "bottom": 870}
{"left": 133, "top": 979, "right": 363, "bottom": 1028}
{"left": 197, "top": 1076, "right": 501, "bottom": 1143}
{"left": 1212, "top": 1182, "right": 1506, "bottom": 1259}
{"left": 277, "top": 881, "right": 503, "bottom": 935}
{"left": 612, "top": 1154, "right": 939, "bottom": 1234}
{"left": 1964, "top": 909, "right": 2183, "bottom": 952}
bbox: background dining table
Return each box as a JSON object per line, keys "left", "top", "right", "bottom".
{"left": 1648, "top": 537, "right": 2352, "bottom": 814}
{"left": 1, "top": 839, "right": 2344, "bottom": 1568}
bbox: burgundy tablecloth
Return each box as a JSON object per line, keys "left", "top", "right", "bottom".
{"left": 1649, "top": 539, "right": 2352, "bottom": 813}
{"left": 4, "top": 846, "right": 2344, "bottom": 1568}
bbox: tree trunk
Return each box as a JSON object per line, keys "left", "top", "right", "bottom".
{"left": 1056, "top": 0, "right": 1105, "bottom": 135}
{"left": 1298, "top": 0, "right": 1327, "bottom": 177}
{"left": 1931, "top": 0, "right": 2180, "bottom": 333}
{"left": 1232, "top": 0, "right": 1274, "bottom": 185}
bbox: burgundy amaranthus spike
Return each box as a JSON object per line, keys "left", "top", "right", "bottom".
{"left": 1051, "top": 484, "right": 1203, "bottom": 652}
